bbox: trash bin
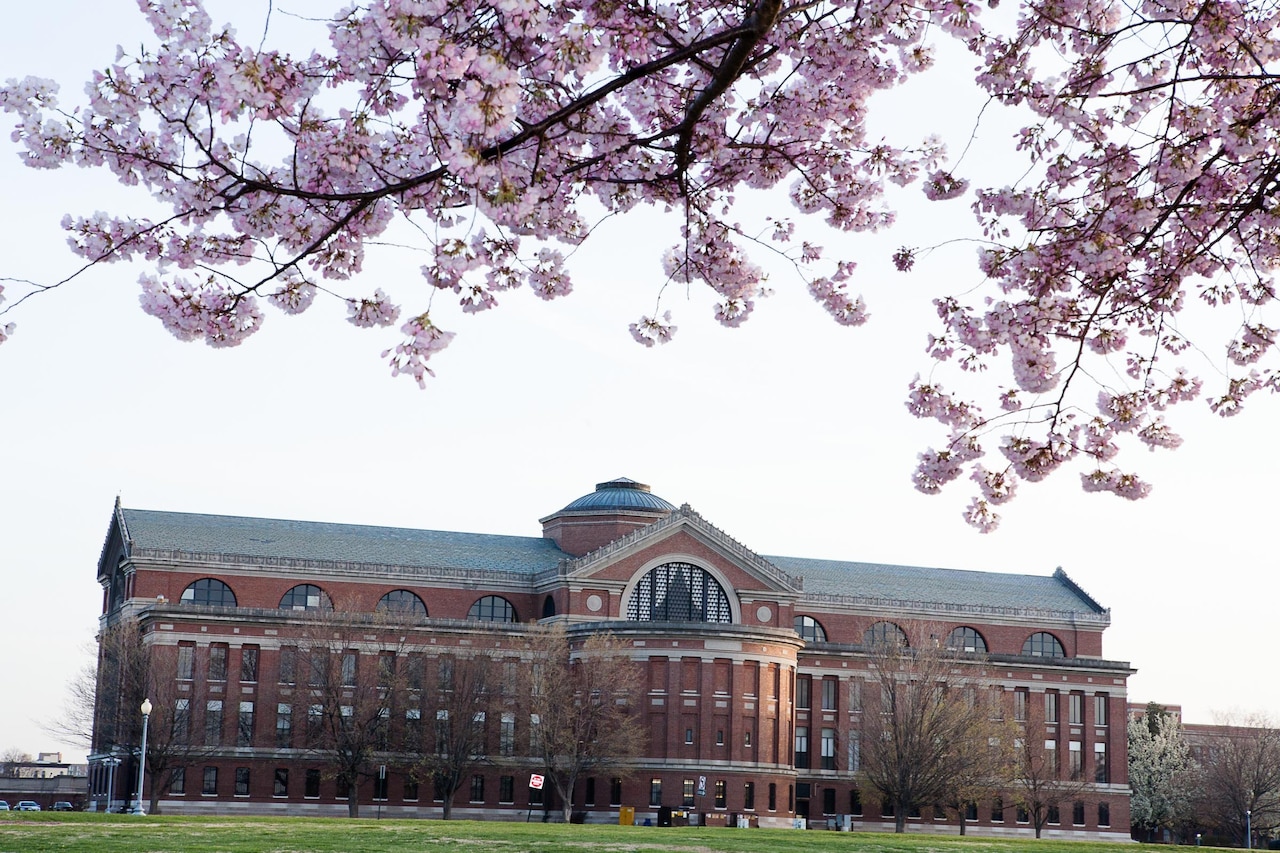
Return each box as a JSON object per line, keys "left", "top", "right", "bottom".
{"left": 658, "top": 806, "right": 673, "bottom": 827}
{"left": 619, "top": 806, "right": 635, "bottom": 826}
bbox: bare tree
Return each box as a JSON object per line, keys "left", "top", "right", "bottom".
{"left": 83, "top": 620, "right": 218, "bottom": 813}
{"left": 1, "top": 748, "right": 33, "bottom": 777}
{"left": 289, "top": 607, "right": 411, "bottom": 818}
{"left": 1009, "top": 734, "right": 1092, "bottom": 838}
{"left": 859, "top": 636, "right": 1012, "bottom": 833}
{"left": 1195, "top": 713, "right": 1280, "bottom": 847}
{"left": 522, "top": 624, "right": 644, "bottom": 824}
{"left": 408, "top": 652, "right": 501, "bottom": 819}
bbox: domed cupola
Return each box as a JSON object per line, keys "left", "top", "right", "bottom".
{"left": 541, "top": 478, "right": 675, "bottom": 556}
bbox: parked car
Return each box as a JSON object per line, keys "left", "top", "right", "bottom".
{"left": 15, "top": 801, "right": 41, "bottom": 811}
{"left": 0, "top": 800, "right": 9, "bottom": 811}
{"left": 51, "top": 801, "right": 74, "bottom": 812}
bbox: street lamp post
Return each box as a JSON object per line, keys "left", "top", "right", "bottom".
{"left": 102, "top": 756, "right": 121, "bottom": 813}
{"left": 1246, "top": 808, "right": 1252, "bottom": 850}
{"left": 130, "top": 698, "right": 152, "bottom": 816}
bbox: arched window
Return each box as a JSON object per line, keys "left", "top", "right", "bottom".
{"left": 794, "top": 615, "right": 827, "bottom": 643}
{"left": 626, "top": 562, "right": 731, "bottom": 623}
{"left": 180, "top": 578, "right": 237, "bottom": 607}
{"left": 279, "top": 584, "right": 331, "bottom": 612}
{"left": 541, "top": 595, "right": 556, "bottom": 619}
{"left": 945, "top": 626, "right": 987, "bottom": 654}
{"left": 864, "top": 621, "right": 907, "bottom": 648}
{"left": 469, "top": 595, "right": 516, "bottom": 623}
{"left": 1022, "top": 632, "right": 1065, "bottom": 658}
{"left": 377, "top": 589, "right": 427, "bottom": 617}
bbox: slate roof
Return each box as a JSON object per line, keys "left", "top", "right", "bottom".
{"left": 118, "top": 507, "right": 1105, "bottom": 616}
{"left": 767, "top": 555, "right": 1105, "bottom": 615}
{"left": 120, "top": 509, "right": 571, "bottom": 574}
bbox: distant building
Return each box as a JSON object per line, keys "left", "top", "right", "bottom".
{"left": 89, "top": 478, "right": 1132, "bottom": 837}
{"left": 0, "top": 754, "right": 88, "bottom": 810}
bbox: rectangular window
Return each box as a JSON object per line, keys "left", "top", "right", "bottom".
{"left": 714, "top": 779, "right": 726, "bottom": 809}
{"left": 177, "top": 644, "right": 195, "bottom": 681}
{"left": 499, "top": 776, "right": 514, "bottom": 804}
{"left": 585, "top": 778, "right": 595, "bottom": 807}
{"left": 1072, "top": 800, "right": 1085, "bottom": 826}
{"left": 1017, "top": 804, "right": 1030, "bottom": 823}
{"left": 438, "top": 656, "right": 454, "bottom": 691}
{"left": 205, "top": 700, "right": 223, "bottom": 746}
{"left": 305, "top": 769, "right": 321, "bottom": 798}
{"left": 202, "top": 766, "right": 218, "bottom": 796}
{"left": 237, "top": 701, "right": 255, "bottom": 747}
{"left": 374, "top": 771, "right": 388, "bottom": 801}
{"left": 848, "top": 679, "right": 862, "bottom": 712}
{"left": 1069, "top": 740, "right": 1083, "bottom": 780}
{"left": 174, "top": 698, "right": 190, "bottom": 744}
{"left": 1048, "top": 804, "right": 1060, "bottom": 824}
{"left": 847, "top": 730, "right": 861, "bottom": 772}
{"left": 308, "top": 649, "right": 327, "bottom": 687}
{"left": 649, "top": 778, "right": 662, "bottom": 807}
{"left": 276, "top": 704, "right": 292, "bottom": 748}
{"left": 850, "top": 789, "right": 862, "bottom": 816}
{"left": 1069, "top": 692, "right": 1083, "bottom": 725}
{"left": 341, "top": 651, "right": 357, "bottom": 687}
{"left": 273, "top": 768, "right": 288, "bottom": 797}
{"left": 1098, "top": 802, "right": 1111, "bottom": 826}
{"left": 469, "top": 774, "right": 484, "bottom": 803}
{"left": 407, "top": 654, "right": 424, "bottom": 690}
{"left": 683, "top": 778, "right": 696, "bottom": 807}
{"left": 405, "top": 708, "right": 422, "bottom": 750}
{"left": 170, "top": 767, "right": 185, "bottom": 795}
{"left": 744, "top": 781, "right": 755, "bottom": 811}
{"left": 991, "top": 797, "right": 1004, "bottom": 822}
{"left": 336, "top": 775, "right": 349, "bottom": 800}
{"left": 528, "top": 713, "right": 542, "bottom": 754}
{"left": 1094, "top": 741, "right": 1109, "bottom": 783}
{"left": 209, "top": 644, "right": 228, "bottom": 682}
{"left": 1044, "top": 691, "right": 1059, "bottom": 723}
{"left": 768, "top": 782, "right": 777, "bottom": 812}
{"left": 235, "top": 767, "right": 250, "bottom": 796}
{"left": 820, "top": 728, "right": 837, "bottom": 770}
{"left": 436, "top": 710, "right": 451, "bottom": 754}
{"left": 823, "top": 788, "right": 836, "bottom": 816}
{"left": 685, "top": 728, "right": 695, "bottom": 745}
{"left": 279, "top": 646, "right": 297, "bottom": 685}
{"left": 610, "top": 778, "right": 622, "bottom": 807}
{"left": 500, "top": 712, "right": 515, "bottom": 757}
{"left": 821, "top": 678, "right": 837, "bottom": 711}
{"left": 1094, "top": 693, "right": 1109, "bottom": 727}
{"left": 1014, "top": 688, "right": 1028, "bottom": 722}
{"left": 529, "top": 784, "right": 543, "bottom": 806}
{"left": 308, "top": 704, "right": 324, "bottom": 742}
{"left": 795, "top": 726, "right": 810, "bottom": 769}
{"left": 1045, "top": 739, "right": 1059, "bottom": 775}
{"left": 240, "top": 646, "right": 259, "bottom": 683}
{"left": 378, "top": 652, "right": 396, "bottom": 688}
{"left": 796, "top": 676, "right": 812, "bottom": 709}
{"left": 404, "top": 777, "right": 419, "bottom": 801}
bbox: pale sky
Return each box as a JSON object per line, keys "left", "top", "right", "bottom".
{"left": 2, "top": 1, "right": 1276, "bottom": 764}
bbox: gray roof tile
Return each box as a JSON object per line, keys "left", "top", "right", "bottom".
{"left": 122, "top": 509, "right": 570, "bottom": 573}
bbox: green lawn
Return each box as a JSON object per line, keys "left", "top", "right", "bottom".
{"left": 0, "top": 814, "right": 1218, "bottom": 853}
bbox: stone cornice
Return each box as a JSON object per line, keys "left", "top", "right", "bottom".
{"left": 798, "top": 592, "right": 1111, "bottom": 627}
{"left": 130, "top": 548, "right": 535, "bottom": 587}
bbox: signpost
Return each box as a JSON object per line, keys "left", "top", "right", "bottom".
{"left": 526, "top": 774, "right": 545, "bottom": 822}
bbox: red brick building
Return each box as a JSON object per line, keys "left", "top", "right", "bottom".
{"left": 89, "top": 477, "right": 1133, "bottom": 837}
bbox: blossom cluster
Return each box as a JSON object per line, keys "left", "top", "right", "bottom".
{"left": 3, "top": 0, "right": 1280, "bottom": 528}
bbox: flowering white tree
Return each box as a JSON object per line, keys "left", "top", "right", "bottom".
{"left": 4, "top": 0, "right": 1280, "bottom": 528}
{"left": 1128, "top": 703, "right": 1197, "bottom": 842}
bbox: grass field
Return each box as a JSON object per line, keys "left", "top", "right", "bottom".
{"left": 0, "top": 814, "right": 1227, "bottom": 853}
